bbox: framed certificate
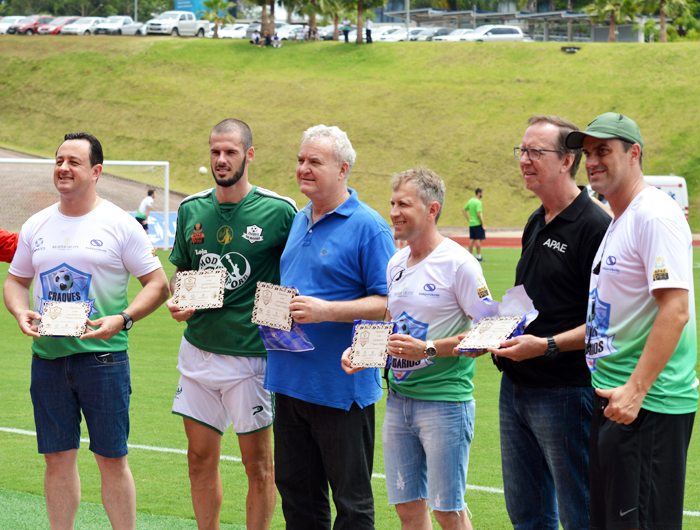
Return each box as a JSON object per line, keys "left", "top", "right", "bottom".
{"left": 39, "top": 301, "right": 91, "bottom": 337}
{"left": 349, "top": 323, "right": 395, "bottom": 368}
{"left": 251, "top": 282, "right": 296, "bottom": 331}
{"left": 457, "top": 316, "right": 522, "bottom": 350}
{"left": 172, "top": 268, "right": 226, "bottom": 310}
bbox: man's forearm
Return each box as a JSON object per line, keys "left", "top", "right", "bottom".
{"left": 124, "top": 268, "right": 170, "bottom": 322}
{"left": 3, "top": 273, "right": 33, "bottom": 319}
{"left": 626, "top": 289, "right": 688, "bottom": 397}
{"left": 325, "top": 294, "right": 387, "bottom": 323}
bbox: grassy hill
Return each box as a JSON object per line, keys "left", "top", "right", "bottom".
{"left": 1, "top": 36, "right": 699, "bottom": 229}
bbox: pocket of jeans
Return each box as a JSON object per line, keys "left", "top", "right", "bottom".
{"left": 93, "top": 351, "right": 128, "bottom": 365}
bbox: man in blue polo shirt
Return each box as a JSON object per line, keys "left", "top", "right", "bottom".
{"left": 264, "top": 124, "right": 395, "bottom": 530}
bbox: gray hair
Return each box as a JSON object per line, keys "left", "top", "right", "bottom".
{"left": 527, "top": 115, "right": 581, "bottom": 179}
{"left": 391, "top": 167, "right": 446, "bottom": 222}
{"left": 301, "top": 125, "right": 357, "bottom": 178}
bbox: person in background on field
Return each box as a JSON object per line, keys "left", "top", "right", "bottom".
{"left": 462, "top": 187, "right": 486, "bottom": 261}
{"left": 272, "top": 32, "right": 281, "bottom": 47}
{"left": 567, "top": 112, "right": 698, "bottom": 530}
{"left": 265, "top": 124, "right": 395, "bottom": 529}
{"left": 3, "top": 132, "right": 169, "bottom": 530}
{"left": 344, "top": 167, "right": 490, "bottom": 530}
{"left": 365, "top": 17, "right": 373, "bottom": 43}
{"left": 250, "top": 29, "right": 261, "bottom": 45}
{"left": 135, "top": 189, "right": 155, "bottom": 234}
{"left": 166, "top": 119, "right": 297, "bottom": 530}
{"left": 0, "top": 228, "right": 19, "bottom": 262}
{"left": 484, "top": 115, "right": 610, "bottom": 530}
{"left": 309, "top": 25, "right": 318, "bottom": 41}
{"left": 342, "top": 16, "right": 351, "bottom": 43}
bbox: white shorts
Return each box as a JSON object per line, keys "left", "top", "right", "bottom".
{"left": 172, "top": 337, "right": 272, "bottom": 435}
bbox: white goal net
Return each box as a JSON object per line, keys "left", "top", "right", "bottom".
{"left": 0, "top": 155, "right": 184, "bottom": 249}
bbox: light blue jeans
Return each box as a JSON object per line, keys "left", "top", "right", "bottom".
{"left": 499, "top": 374, "right": 592, "bottom": 530}
{"left": 383, "top": 389, "right": 475, "bottom": 512}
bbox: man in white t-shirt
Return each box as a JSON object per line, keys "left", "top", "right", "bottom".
{"left": 365, "top": 17, "right": 373, "bottom": 43}
{"left": 3, "top": 132, "right": 170, "bottom": 530}
{"left": 343, "top": 167, "right": 490, "bottom": 530}
{"left": 565, "top": 113, "right": 698, "bottom": 530}
{"left": 135, "top": 189, "right": 155, "bottom": 233}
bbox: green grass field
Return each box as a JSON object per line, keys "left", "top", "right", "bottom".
{"left": 1, "top": 248, "right": 700, "bottom": 529}
{"left": 1, "top": 37, "right": 700, "bottom": 230}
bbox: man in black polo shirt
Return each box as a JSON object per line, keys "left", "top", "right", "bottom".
{"left": 489, "top": 115, "right": 611, "bottom": 530}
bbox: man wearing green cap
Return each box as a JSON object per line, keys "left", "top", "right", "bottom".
{"left": 566, "top": 113, "right": 698, "bottom": 530}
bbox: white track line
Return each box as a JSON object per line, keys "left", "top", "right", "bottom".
{"left": 2, "top": 426, "right": 698, "bottom": 515}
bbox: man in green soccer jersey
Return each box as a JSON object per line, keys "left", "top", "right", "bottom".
{"left": 166, "top": 119, "right": 297, "bottom": 530}
{"left": 462, "top": 188, "right": 486, "bottom": 261}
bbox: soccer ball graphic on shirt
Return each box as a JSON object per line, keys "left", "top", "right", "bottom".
{"left": 54, "top": 271, "right": 74, "bottom": 291}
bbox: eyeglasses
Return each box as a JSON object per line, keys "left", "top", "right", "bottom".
{"left": 514, "top": 147, "right": 562, "bottom": 160}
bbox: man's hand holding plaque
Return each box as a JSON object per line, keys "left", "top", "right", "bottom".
{"left": 349, "top": 322, "right": 395, "bottom": 368}
{"left": 251, "top": 282, "right": 296, "bottom": 332}
{"left": 39, "top": 301, "right": 91, "bottom": 337}
{"left": 172, "top": 268, "right": 226, "bottom": 310}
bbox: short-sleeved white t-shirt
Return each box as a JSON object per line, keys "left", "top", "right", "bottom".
{"left": 585, "top": 186, "right": 698, "bottom": 413}
{"left": 10, "top": 200, "right": 162, "bottom": 359}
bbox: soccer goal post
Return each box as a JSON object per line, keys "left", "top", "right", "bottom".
{"left": 0, "top": 157, "right": 177, "bottom": 250}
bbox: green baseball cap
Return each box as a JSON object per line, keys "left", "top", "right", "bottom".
{"left": 565, "top": 112, "right": 643, "bottom": 153}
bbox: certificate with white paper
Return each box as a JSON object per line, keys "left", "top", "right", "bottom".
{"left": 350, "top": 323, "right": 394, "bottom": 368}
{"left": 457, "top": 316, "right": 522, "bottom": 350}
{"left": 251, "top": 282, "right": 296, "bottom": 331}
{"left": 172, "top": 269, "right": 226, "bottom": 310}
{"left": 39, "top": 302, "right": 91, "bottom": 337}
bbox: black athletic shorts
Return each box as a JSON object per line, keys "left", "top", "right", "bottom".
{"left": 469, "top": 225, "right": 485, "bottom": 241}
{"left": 590, "top": 393, "right": 695, "bottom": 530}
{"left": 136, "top": 217, "right": 148, "bottom": 231}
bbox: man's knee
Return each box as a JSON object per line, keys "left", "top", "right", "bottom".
{"left": 395, "top": 498, "right": 429, "bottom": 522}
{"left": 434, "top": 508, "right": 467, "bottom": 527}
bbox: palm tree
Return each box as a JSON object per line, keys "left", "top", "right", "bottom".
{"left": 585, "top": 0, "right": 639, "bottom": 42}
{"left": 198, "top": 0, "right": 236, "bottom": 38}
{"left": 640, "top": 0, "right": 690, "bottom": 41}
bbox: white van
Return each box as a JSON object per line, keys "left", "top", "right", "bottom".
{"left": 643, "top": 175, "right": 689, "bottom": 220}
{"left": 586, "top": 175, "right": 688, "bottom": 220}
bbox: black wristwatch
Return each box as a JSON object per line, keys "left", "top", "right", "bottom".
{"left": 544, "top": 336, "right": 559, "bottom": 358}
{"left": 120, "top": 312, "right": 133, "bottom": 331}
{"left": 424, "top": 340, "right": 437, "bottom": 361}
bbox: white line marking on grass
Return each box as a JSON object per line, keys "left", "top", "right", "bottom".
{"left": 2, "top": 426, "right": 699, "bottom": 515}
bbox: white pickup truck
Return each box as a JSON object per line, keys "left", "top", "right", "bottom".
{"left": 145, "top": 11, "right": 209, "bottom": 37}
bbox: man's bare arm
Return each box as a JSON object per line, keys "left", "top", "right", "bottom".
{"left": 290, "top": 294, "right": 387, "bottom": 324}
{"left": 597, "top": 288, "right": 688, "bottom": 424}
{"left": 4, "top": 272, "right": 41, "bottom": 337}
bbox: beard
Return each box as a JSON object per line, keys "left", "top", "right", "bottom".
{"left": 212, "top": 157, "right": 246, "bottom": 188}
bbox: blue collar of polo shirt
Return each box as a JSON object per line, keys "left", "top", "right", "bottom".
{"left": 301, "top": 188, "right": 361, "bottom": 228}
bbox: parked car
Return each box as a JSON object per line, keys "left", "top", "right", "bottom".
{"left": 94, "top": 16, "right": 144, "bottom": 35}
{"left": 462, "top": 24, "right": 524, "bottom": 42}
{"left": 7, "top": 15, "right": 54, "bottom": 35}
{"left": 381, "top": 27, "right": 423, "bottom": 42}
{"left": 317, "top": 24, "right": 335, "bottom": 40}
{"left": 37, "top": 16, "right": 80, "bottom": 34}
{"left": 432, "top": 28, "right": 474, "bottom": 41}
{"left": 371, "top": 25, "right": 403, "bottom": 39}
{"left": 413, "top": 27, "right": 451, "bottom": 41}
{"left": 276, "top": 24, "right": 303, "bottom": 40}
{"left": 0, "top": 16, "right": 25, "bottom": 34}
{"left": 206, "top": 23, "right": 249, "bottom": 38}
{"left": 145, "top": 11, "right": 209, "bottom": 37}
{"left": 60, "top": 17, "right": 106, "bottom": 35}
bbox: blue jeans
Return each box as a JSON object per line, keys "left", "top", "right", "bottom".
{"left": 383, "top": 390, "right": 475, "bottom": 512}
{"left": 499, "top": 375, "right": 591, "bottom": 530}
{"left": 30, "top": 351, "right": 131, "bottom": 458}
